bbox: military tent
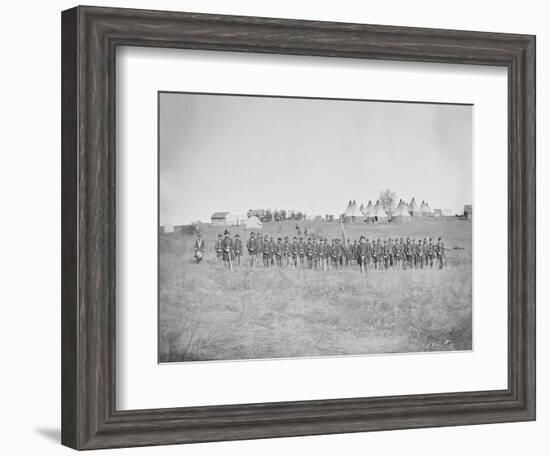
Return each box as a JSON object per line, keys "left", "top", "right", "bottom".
{"left": 408, "top": 197, "right": 422, "bottom": 217}
{"left": 343, "top": 200, "right": 363, "bottom": 223}
{"left": 420, "top": 200, "right": 434, "bottom": 217}
{"left": 371, "top": 200, "right": 388, "bottom": 222}
{"left": 163, "top": 223, "right": 174, "bottom": 233}
{"left": 246, "top": 215, "right": 263, "bottom": 229}
{"left": 392, "top": 201, "right": 411, "bottom": 223}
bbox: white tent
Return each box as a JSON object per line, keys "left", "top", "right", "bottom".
{"left": 343, "top": 200, "right": 363, "bottom": 223}
{"left": 420, "top": 200, "right": 434, "bottom": 217}
{"left": 363, "top": 200, "right": 374, "bottom": 217}
{"left": 246, "top": 215, "right": 263, "bottom": 229}
{"left": 371, "top": 200, "right": 388, "bottom": 222}
{"left": 408, "top": 197, "right": 422, "bottom": 217}
{"left": 392, "top": 201, "right": 411, "bottom": 223}
{"left": 163, "top": 223, "right": 174, "bottom": 233}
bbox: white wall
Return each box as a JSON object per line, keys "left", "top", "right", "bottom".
{"left": 0, "top": 0, "right": 546, "bottom": 454}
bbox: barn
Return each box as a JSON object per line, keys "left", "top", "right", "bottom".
{"left": 211, "top": 212, "right": 238, "bottom": 226}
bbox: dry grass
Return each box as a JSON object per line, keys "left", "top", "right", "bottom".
{"left": 159, "top": 218, "right": 472, "bottom": 362}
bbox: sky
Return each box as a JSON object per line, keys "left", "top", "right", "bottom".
{"left": 159, "top": 92, "right": 472, "bottom": 225}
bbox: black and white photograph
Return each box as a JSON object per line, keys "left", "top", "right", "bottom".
{"left": 158, "top": 92, "right": 473, "bottom": 363}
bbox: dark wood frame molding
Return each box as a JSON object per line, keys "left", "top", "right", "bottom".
{"left": 61, "top": 6, "right": 536, "bottom": 450}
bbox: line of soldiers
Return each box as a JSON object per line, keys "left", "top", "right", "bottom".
{"left": 208, "top": 230, "right": 445, "bottom": 271}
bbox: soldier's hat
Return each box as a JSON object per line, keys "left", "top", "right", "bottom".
{"left": 278, "top": 237, "right": 282, "bottom": 241}
{"left": 293, "top": 236, "right": 297, "bottom": 240}
{"left": 224, "top": 230, "right": 230, "bottom": 235}
{"left": 383, "top": 239, "right": 387, "bottom": 243}
{"left": 438, "top": 237, "right": 442, "bottom": 241}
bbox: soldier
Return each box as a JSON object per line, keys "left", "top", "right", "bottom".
{"left": 345, "top": 239, "right": 353, "bottom": 267}
{"left": 312, "top": 239, "right": 320, "bottom": 269}
{"left": 275, "top": 237, "right": 284, "bottom": 267}
{"left": 262, "top": 235, "right": 271, "bottom": 267}
{"left": 365, "top": 238, "right": 373, "bottom": 269}
{"left": 351, "top": 239, "right": 359, "bottom": 266}
{"left": 372, "top": 239, "right": 381, "bottom": 270}
{"left": 221, "top": 230, "right": 235, "bottom": 269}
{"left": 436, "top": 237, "right": 445, "bottom": 269}
{"left": 234, "top": 234, "right": 243, "bottom": 266}
{"left": 395, "top": 238, "right": 403, "bottom": 270}
{"left": 268, "top": 236, "right": 276, "bottom": 266}
{"left": 382, "top": 239, "right": 391, "bottom": 269}
{"left": 284, "top": 236, "right": 291, "bottom": 266}
{"left": 215, "top": 234, "right": 223, "bottom": 262}
{"left": 305, "top": 238, "right": 314, "bottom": 269}
{"left": 422, "top": 238, "right": 428, "bottom": 268}
{"left": 247, "top": 232, "right": 258, "bottom": 267}
{"left": 417, "top": 238, "right": 425, "bottom": 269}
{"left": 357, "top": 236, "right": 368, "bottom": 274}
{"left": 388, "top": 238, "right": 394, "bottom": 268}
{"left": 392, "top": 238, "right": 399, "bottom": 269}
{"left": 291, "top": 236, "right": 299, "bottom": 267}
{"left": 193, "top": 232, "right": 205, "bottom": 263}
{"left": 318, "top": 238, "right": 327, "bottom": 270}
{"left": 298, "top": 237, "right": 306, "bottom": 267}
{"left": 404, "top": 237, "right": 411, "bottom": 270}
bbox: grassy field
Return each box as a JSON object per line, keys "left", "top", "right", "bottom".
{"left": 159, "top": 218, "right": 472, "bottom": 362}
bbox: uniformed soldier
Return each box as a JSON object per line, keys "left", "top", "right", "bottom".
{"left": 351, "top": 240, "right": 358, "bottom": 267}
{"left": 305, "top": 238, "right": 314, "bottom": 269}
{"left": 193, "top": 232, "right": 205, "bottom": 263}
{"left": 298, "top": 237, "right": 306, "bottom": 267}
{"left": 268, "top": 236, "right": 276, "bottom": 266}
{"left": 357, "top": 236, "right": 368, "bottom": 273}
{"left": 382, "top": 240, "right": 391, "bottom": 269}
{"left": 404, "top": 237, "right": 411, "bottom": 269}
{"left": 215, "top": 234, "right": 223, "bottom": 262}
{"left": 284, "top": 236, "right": 291, "bottom": 266}
{"left": 318, "top": 239, "right": 327, "bottom": 270}
{"left": 345, "top": 239, "right": 352, "bottom": 267}
{"left": 417, "top": 238, "right": 425, "bottom": 269}
{"left": 262, "top": 235, "right": 271, "bottom": 267}
{"left": 417, "top": 239, "right": 424, "bottom": 268}
{"left": 291, "top": 236, "right": 299, "bottom": 267}
{"left": 234, "top": 234, "right": 243, "bottom": 266}
{"left": 365, "top": 238, "right": 372, "bottom": 269}
{"left": 221, "top": 230, "right": 235, "bottom": 269}
{"left": 395, "top": 238, "right": 404, "bottom": 270}
{"left": 275, "top": 237, "right": 284, "bottom": 267}
{"left": 436, "top": 237, "right": 445, "bottom": 269}
{"left": 388, "top": 238, "right": 394, "bottom": 268}
{"left": 372, "top": 239, "right": 381, "bottom": 270}
{"left": 312, "top": 239, "right": 320, "bottom": 269}
{"left": 422, "top": 238, "right": 428, "bottom": 268}
{"left": 247, "top": 232, "right": 258, "bottom": 267}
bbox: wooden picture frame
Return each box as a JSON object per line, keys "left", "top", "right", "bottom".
{"left": 61, "top": 5, "right": 536, "bottom": 450}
